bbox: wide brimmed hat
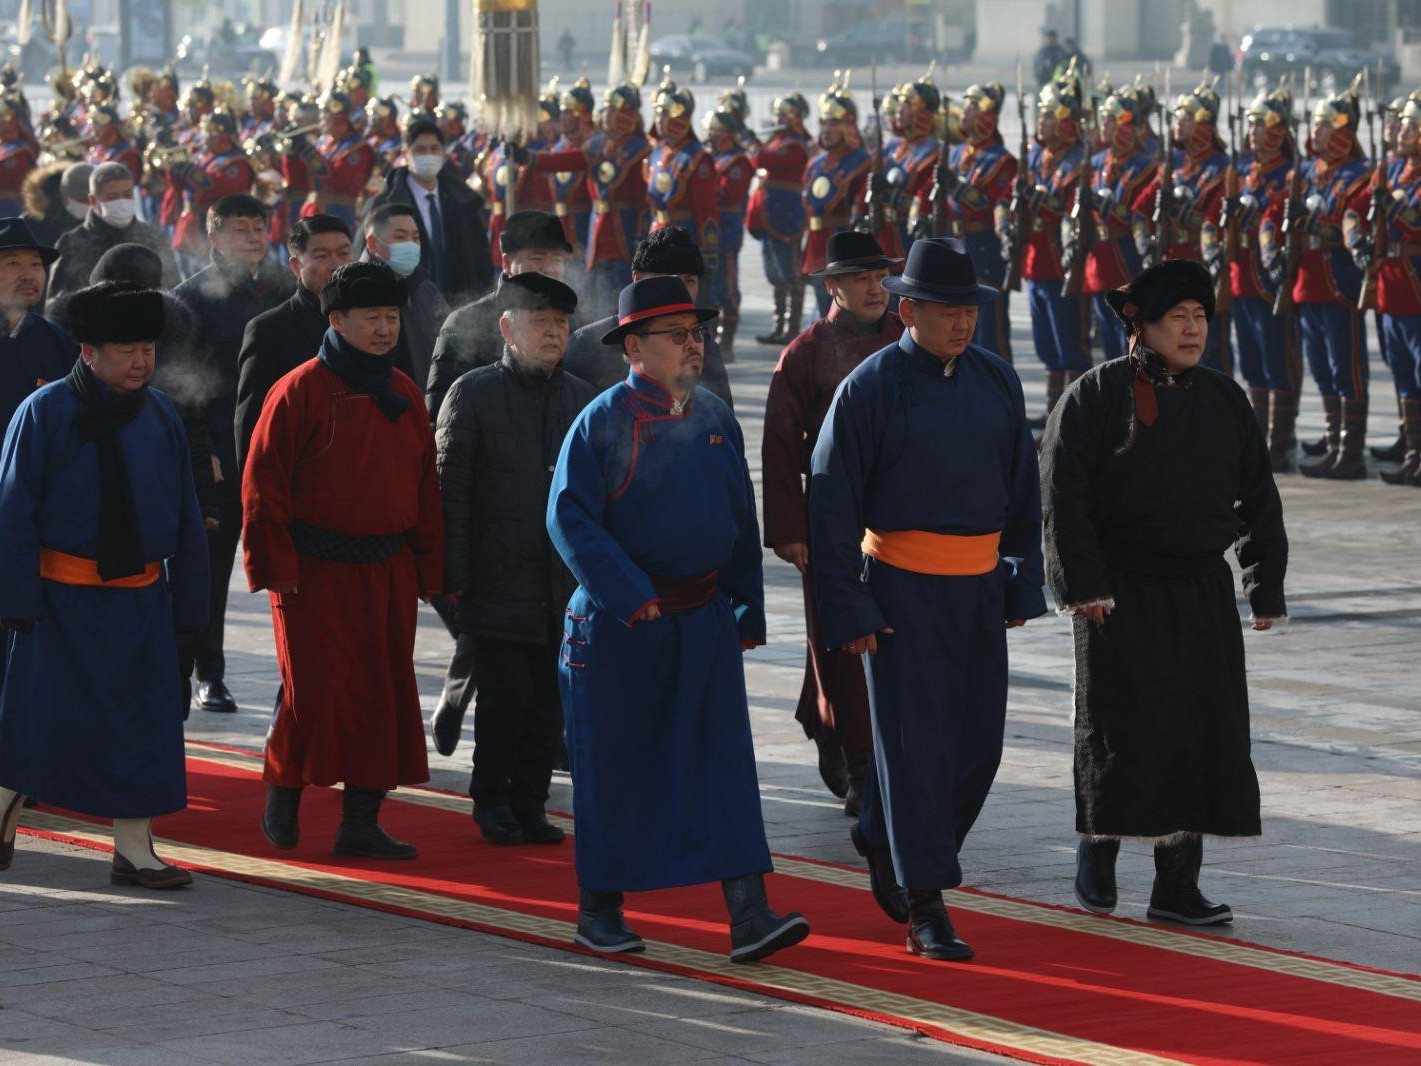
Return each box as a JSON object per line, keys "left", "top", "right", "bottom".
{"left": 808, "top": 229, "right": 903, "bottom": 278}
{"left": 1105, "top": 259, "right": 1215, "bottom": 327}
{"left": 0, "top": 216, "right": 59, "bottom": 266}
{"left": 881, "top": 237, "right": 999, "bottom": 305}
{"left": 600, "top": 275, "right": 718, "bottom": 345}
{"left": 67, "top": 281, "right": 165, "bottom": 344}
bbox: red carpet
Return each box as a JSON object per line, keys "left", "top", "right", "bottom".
{"left": 18, "top": 742, "right": 1421, "bottom": 1066}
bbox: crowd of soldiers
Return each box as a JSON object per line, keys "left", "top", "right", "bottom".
{"left": 1, "top": 52, "right": 1418, "bottom": 484}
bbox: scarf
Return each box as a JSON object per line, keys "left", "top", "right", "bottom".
{"left": 64, "top": 360, "right": 148, "bottom": 581}
{"left": 317, "top": 327, "right": 410, "bottom": 422}
{"left": 1115, "top": 341, "right": 1193, "bottom": 456}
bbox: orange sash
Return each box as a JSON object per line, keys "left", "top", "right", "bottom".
{"left": 860, "top": 529, "right": 1001, "bottom": 577}
{"left": 39, "top": 548, "right": 160, "bottom": 588}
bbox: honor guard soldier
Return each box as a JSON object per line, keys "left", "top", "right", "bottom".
{"left": 169, "top": 110, "right": 255, "bottom": 262}
{"left": 307, "top": 92, "right": 376, "bottom": 231}
{"left": 439, "top": 102, "right": 481, "bottom": 182}
{"left": 175, "top": 79, "right": 216, "bottom": 142}
{"left": 646, "top": 73, "right": 719, "bottom": 285}
{"left": 341, "top": 65, "right": 374, "bottom": 134}
{"left": 278, "top": 96, "right": 320, "bottom": 243}
{"left": 0, "top": 96, "right": 36, "bottom": 216}
{"left": 483, "top": 81, "right": 560, "bottom": 270}
{"left": 1133, "top": 79, "right": 1231, "bottom": 372}
{"left": 718, "top": 77, "right": 758, "bottom": 151}
{"left": 1264, "top": 82, "right": 1373, "bottom": 479}
{"left": 148, "top": 67, "right": 181, "bottom": 130}
{"left": 365, "top": 96, "right": 404, "bottom": 176}
{"left": 1231, "top": 88, "right": 1300, "bottom": 468}
{"left": 1020, "top": 71, "right": 1089, "bottom": 422}
{"left": 410, "top": 73, "right": 440, "bottom": 115}
{"left": 528, "top": 82, "right": 651, "bottom": 317}
{"left": 705, "top": 106, "right": 753, "bottom": 359}
{"left": 866, "top": 69, "right": 940, "bottom": 261}
{"left": 931, "top": 81, "right": 1019, "bottom": 358}
{"left": 242, "top": 76, "right": 278, "bottom": 139}
{"left": 748, "top": 92, "right": 812, "bottom": 345}
{"left": 1082, "top": 87, "right": 1157, "bottom": 361}
{"left": 551, "top": 77, "right": 597, "bottom": 255}
{"left": 804, "top": 75, "right": 871, "bottom": 316}
{"left": 85, "top": 105, "right": 142, "bottom": 184}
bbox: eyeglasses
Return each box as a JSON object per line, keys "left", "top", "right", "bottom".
{"left": 638, "top": 325, "right": 707, "bottom": 346}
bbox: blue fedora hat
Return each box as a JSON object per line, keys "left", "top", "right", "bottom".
{"left": 601, "top": 275, "right": 719, "bottom": 345}
{"left": 881, "top": 237, "right": 999, "bottom": 306}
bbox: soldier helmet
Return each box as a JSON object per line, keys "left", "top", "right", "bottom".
{"left": 202, "top": 108, "right": 239, "bottom": 137}
{"left": 438, "top": 100, "right": 468, "bottom": 124}
{"left": 182, "top": 81, "right": 216, "bottom": 109}
{"left": 89, "top": 103, "right": 122, "bottom": 129}
{"left": 410, "top": 72, "right": 439, "bottom": 96}
{"left": 156, "top": 66, "right": 180, "bottom": 94}
{"left": 245, "top": 75, "right": 278, "bottom": 100}
{"left": 1399, "top": 97, "right": 1421, "bottom": 127}
{"left": 962, "top": 81, "right": 1006, "bottom": 113}
{"left": 288, "top": 94, "right": 321, "bottom": 126}
{"left": 1175, "top": 78, "right": 1222, "bottom": 123}
{"left": 320, "top": 91, "right": 355, "bottom": 117}
{"left": 0, "top": 62, "right": 16, "bottom": 89}
{"left": 704, "top": 106, "right": 744, "bottom": 138}
{"left": 654, "top": 68, "right": 695, "bottom": 118}
{"left": 1039, "top": 73, "right": 1082, "bottom": 121}
{"left": 1132, "top": 76, "right": 1158, "bottom": 116}
{"left": 1100, "top": 86, "right": 1146, "bottom": 126}
{"left": 820, "top": 71, "right": 858, "bottom": 122}
{"left": 343, "top": 65, "right": 374, "bottom": 94}
{"left": 562, "top": 75, "right": 594, "bottom": 116}
{"left": 1313, "top": 76, "right": 1362, "bottom": 131}
{"left": 901, "top": 63, "right": 941, "bottom": 115}
{"left": 539, "top": 76, "right": 562, "bottom": 122}
{"left": 604, "top": 82, "right": 642, "bottom": 114}
{"left": 367, "top": 96, "right": 400, "bottom": 125}
{"left": 0, "top": 92, "right": 22, "bottom": 122}
{"left": 1245, "top": 88, "right": 1293, "bottom": 128}
{"left": 772, "top": 92, "right": 810, "bottom": 121}
{"left": 718, "top": 76, "right": 750, "bottom": 121}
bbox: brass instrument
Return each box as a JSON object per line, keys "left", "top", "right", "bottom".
{"left": 143, "top": 140, "right": 189, "bottom": 172}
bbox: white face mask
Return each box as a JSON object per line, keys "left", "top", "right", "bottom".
{"left": 259, "top": 168, "right": 283, "bottom": 186}
{"left": 97, "top": 198, "right": 137, "bottom": 227}
{"left": 65, "top": 198, "right": 89, "bottom": 220}
{"left": 410, "top": 153, "right": 444, "bottom": 181}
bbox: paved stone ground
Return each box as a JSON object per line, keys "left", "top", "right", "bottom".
{"left": 4, "top": 251, "right": 1421, "bottom": 1063}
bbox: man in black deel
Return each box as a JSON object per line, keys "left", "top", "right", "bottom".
{"left": 435, "top": 271, "right": 596, "bottom": 844}
{"left": 1041, "top": 260, "right": 1287, "bottom": 927}
{"left": 174, "top": 194, "right": 294, "bottom": 714}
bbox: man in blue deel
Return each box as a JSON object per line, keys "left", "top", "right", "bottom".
{"left": 810, "top": 238, "right": 1046, "bottom": 962}
{"left": 547, "top": 275, "right": 809, "bottom": 963}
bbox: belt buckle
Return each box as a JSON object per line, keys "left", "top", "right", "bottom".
{"left": 809, "top": 217, "right": 823, "bottom": 231}
{"left": 593, "top": 199, "right": 609, "bottom": 214}
{"left": 1305, "top": 235, "right": 1322, "bottom": 251}
{"left": 655, "top": 210, "right": 670, "bottom": 225}
{"left": 554, "top": 203, "right": 568, "bottom": 217}
{"left": 492, "top": 203, "right": 504, "bottom": 216}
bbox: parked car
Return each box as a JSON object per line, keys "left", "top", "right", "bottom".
{"left": 175, "top": 25, "right": 279, "bottom": 78}
{"left": 814, "top": 17, "right": 931, "bottom": 68}
{"left": 1238, "top": 25, "right": 1399, "bottom": 96}
{"left": 647, "top": 35, "right": 753, "bottom": 83}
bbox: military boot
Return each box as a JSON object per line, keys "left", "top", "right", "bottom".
{"left": 1380, "top": 398, "right": 1421, "bottom": 486}
{"left": 332, "top": 785, "right": 417, "bottom": 859}
{"left": 1147, "top": 834, "right": 1232, "bottom": 926}
{"left": 574, "top": 887, "right": 645, "bottom": 953}
{"left": 718, "top": 313, "right": 738, "bottom": 363}
{"left": 261, "top": 785, "right": 302, "bottom": 850}
{"left": 1299, "top": 395, "right": 1342, "bottom": 477}
{"left": 756, "top": 286, "right": 788, "bottom": 345}
{"left": 1247, "top": 386, "right": 1270, "bottom": 435}
{"left": 1073, "top": 837, "right": 1120, "bottom": 914}
{"left": 1370, "top": 396, "right": 1407, "bottom": 461}
{"left": 1267, "top": 389, "right": 1298, "bottom": 472}
{"left": 787, "top": 283, "right": 806, "bottom": 339}
{"left": 721, "top": 873, "right": 810, "bottom": 963}
{"left": 1315, "top": 397, "right": 1369, "bottom": 479}
{"left": 906, "top": 890, "right": 973, "bottom": 961}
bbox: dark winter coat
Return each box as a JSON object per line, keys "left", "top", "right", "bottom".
{"left": 49, "top": 211, "right": 180, "bottom": 299}
{"left": 435, "top": 351, "right": 596, "bottom": 643}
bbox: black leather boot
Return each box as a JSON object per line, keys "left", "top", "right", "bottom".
{"left": 332, "top": 785, "right": 417, "bottom": 859}
{"left": 906, "top": 890, "right": 973, "bottom": 961}
{"left": 1267, "top": 389, "right": 1298, "bottom": 472}
{"left": 756, "top": 286, "right": 788, "bottom": 345}
{"left": 1299, "top": 395, "right": 1342, "bottom": 476}
{"left": 814, "top": 732, "right": 849, "bottom": 799}
{"left": 843, "top": 748, "right": 870, "bottom": 818}
{"left": 261, "top": 785, "right": 302, "bottom": 850}
{"left": 1147, "top": 834, "right": 1232, "bottom": 926}
{"left": 721, "top": 873, "right": 810, "bottom": 963}
{"left": 473, "top": 802, "right": 524, "bottom": 845}
{"left": 512, "top": 806, "right": 565, "bottom": 845}
{"left": 1379, "top": 398, "right": 1421, "bottom": 486}
{"left": 1073, "top": 837, "right": 1120, "bottom": 914}
{"left": 574, "top": 887, "right": 645, "bottom": 954}
{"left": 850, "top": 823, "right": 908, "bottom": 924}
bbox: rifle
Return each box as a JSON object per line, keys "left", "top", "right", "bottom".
{"left": 864, "top": 59, "right": 886, "bottom": 236}
{"left": 1215, "top": 73, "right": 1238, "bottom": 316}
{"left": 1359, "top": 71, "right": 1386, "bottom": 312}
{"left": 1274, "top": 66, "right": 1311, "bottom": 316}
{"left": 1061, "top": 114, "right": 1095, "bottom": 297}
{"left": 1150, "top": 95, "right": 1175, "bottom": 267}
{"left": 1005, "top": 59, "right": 1029, "bottom": 291}
{"left": 929, "top": 83, "right": 954, "bottom": 236}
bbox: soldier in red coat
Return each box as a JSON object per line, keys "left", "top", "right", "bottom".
{"left": 863, "top": 71, "right": 939, "bottom": 262}
{"left": 749, "top": 93, "right": 813, "bottom": 344}
{"left": 483, "top": 85, "right": 559, "bottom": 270}
{"left": 241, "top": 76, "right": 278, "bottom": 140}
{"left": 0, "top": 96, "right": 36, "bottom": 216}
{"left": 169, "top": 110, "right": 255, "bottom": 264}
{"left": 84, "top": 105, "right": 142, "bottom": 184}
{"left": 365, "top": 96, "right": 404, "bottom": 179}
{"left": 305, "top": 92, "right": 376, "bottom": 231}
{"left": 761, "top": 231, "right": 903, "bottom": 813}
{"left": 646, "top": 75, "right": 719, "bottom": 288}
{"left": 803, "top": 77, "right": 871, "bottom": 316}
{"left": 243, "top": 261, "right": 443, "bottom": 860}
{"left": 705, "top": 106, "right": 753, "bottom": 358}
{"left": 551, "top": 77, "right": 597, "bottom": 256}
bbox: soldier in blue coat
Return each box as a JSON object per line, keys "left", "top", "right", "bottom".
{"left": 0, "top": 282, "right": 209, "bottom": 887}
{"left": 547, "top": 276, "right": 809, "bottom": 963}
{"left": 810, "top": 239, "right": 1046, "bottom": 962}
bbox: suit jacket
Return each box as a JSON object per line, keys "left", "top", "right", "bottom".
{"left": 234, "top": 285, "right": 329, "bottom": 470}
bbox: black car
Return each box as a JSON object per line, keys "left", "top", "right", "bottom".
{"left": 175, "top": 26, "right": 279, "bottom": 78}
{"left": 647, "top": 35, "right": 754, "bottom": 84}
{"left": 1238, "top": 25, "right": 1398, "bottom": 96}
{"left": 814, "top": 17, "right": 931, "bottom": 68}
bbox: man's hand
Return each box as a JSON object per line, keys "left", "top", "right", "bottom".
{"left": 1251, "top": 618, "right": 1275, "bottom": 632}
{"left": 773, "top": 542, "right": 809, "bottom": 574}
{"left": 211, "top": 454, "right": 224, "bottom": 485}
{"left": 1006, "top": 618, "right": 1028, "bottom": 629}
{"left": 1076, "top": 603, "right": 1113, "bottom": 624}
{"left": 203, "top": 516, "right": 220, "bottom": 531}
{"left": 740, "top": 639, "right": 765, "bottom": 652}
{"left": 842, "top": 627, "right": 894, "bottom": 656}
{"left": 633, "top": 601, "right": 662, "bottom": 624}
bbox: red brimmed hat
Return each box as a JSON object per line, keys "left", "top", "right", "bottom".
{"left": 600, "top": 276, "right": 719, "bottom": 346}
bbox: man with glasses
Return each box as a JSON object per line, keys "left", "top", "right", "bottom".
{"left": 547, "top": 276, "right": 809, "bottom": 963}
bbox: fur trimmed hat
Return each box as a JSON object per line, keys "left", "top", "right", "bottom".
{"left": 66, "top": 280, "right": 165, "bottom": 344}
{"left": 320, "top": 261, "right": 409, "bottom": 315}
{"left": 631, "top": 225, "right": 705, "bottom": 277}
{"left": 1105, "top": 259, "right": 1215, "bottom": 328}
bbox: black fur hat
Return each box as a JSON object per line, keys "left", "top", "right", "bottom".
{"left": 66, "top": 280, "right": 165, "bottom": 344}
{"left": 632, "top": 225, "right": 704, "bottom": 277}
{"left": 320, "top": 260, "right": 409, "bottom": 315}
{"left": 1105, "top": 259, "right": 1215, "bottom": 328}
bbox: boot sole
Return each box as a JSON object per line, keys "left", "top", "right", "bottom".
{"left": 260, "top": 820, "right": 298, "bottom": 851}
{"left": 573, "top": 932, "right": 646, "bottom": 954}
{"left": 730, "top": 915, "right": 810, "bottom": 964}
{"left": 1073, "top": 883, "right": 1116, "bottom": 915}
{"left": 907, "top": 935, "right": 974, "bottom": 961}
{"left": 1147, "top": 905, "right": 1232, "bottom": 926}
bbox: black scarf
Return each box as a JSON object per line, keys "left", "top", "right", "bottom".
{"left": 64, "top": 360, "right": 148, "bottom": 580}
{"left": 317, "top": 327, "right": 410, "bottom": 422}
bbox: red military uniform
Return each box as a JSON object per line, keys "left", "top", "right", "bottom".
{"left": 171, "top": 149, "right": 256, "bottom": 255}
{"left": 801, "top": 147, "right": 871, "bottom": 275}
{"left": 1132, "top": 146, "right": 1229, "bottom": 264}
{"left": 242, "top": 358, "right": 444, "bottom": 790}
{"left": 482, "top": 139, "right": 555, "bottom": 268}
{"left": 87, "top": 139, "right": 143, "bottom": 183}
{"left": 0, "top": 136, "right": 36, "bottom": 214}
{"left": 748, "top": 128, "right": 811, "bottom": 244}
{"left": 534, "top": 131, "right": 650, "bottom": 268}
{"left": 306, "top": 133, "right": 376, "bottom": 229}
{"left": 1022, "top": 142, "right": 1084, "bottom": 281}
{"left": 876, "top": 133, "right": 938, "bottom": 259}
{"left": 646, "top": 134, "right": 719, "bottom": 258}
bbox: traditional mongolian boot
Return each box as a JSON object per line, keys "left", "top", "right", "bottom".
{"left": 1147, "top": 834, "right": 1231, "bottom": 926}
{"left": 333, "top": 785, "right": 417, "bottom": 859}
{"left": 813, "top": 732, "right": 849, "bottom": 799}
{"left": 721, "top": 873, "right": 810, "bottom": 963}
{"left": 1267, "top": 389, "right": 1298, "bottom": 473}
{"left": 0, "top": 788, "right": 25, "bottom": 871}
{"left": 574, "top": 887, "right": 645, "bottom": 954}
{"left": 511, "top": 805, "right": 565, "bottom": 845}
{"left": 756, "top": 285, "right": 788, "bottom": 345}
{"left": 1316, "top": 397, "right": 1369, "bottom": 480}
{"left": 1370, "top": 396, "right": 1407, "bottom": 461}
{"left": 850, "top": 822, "right": 908, "bottom": 924}
{"left": 1073, "top": 837, "right": 1120, "bottom": 914}
{"left": 1379, "top": 398, "right": 1421, "bottom": 486}
{"left": 1247, "top": 386, "right": 1270, "bottom": 435}
{"left": 1298, "top": 395, "right": 1342, "bottom": 477}
{"left": 261, "top": 785, "right": 303, "bottom": 850}
{"left": 906, "top": 889, "right": 973, "bottom": 961}
{"left": 843, "top": 747, "right": 870, "bottom": 819}
{"left": 111, "top": 818, "right": 192, "bottom": 889}
{"left": 787, "top": 283, "right": 807, "bottom": 340}
{"left": 718, "top": 313, "right": 738, "bottom": 363}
